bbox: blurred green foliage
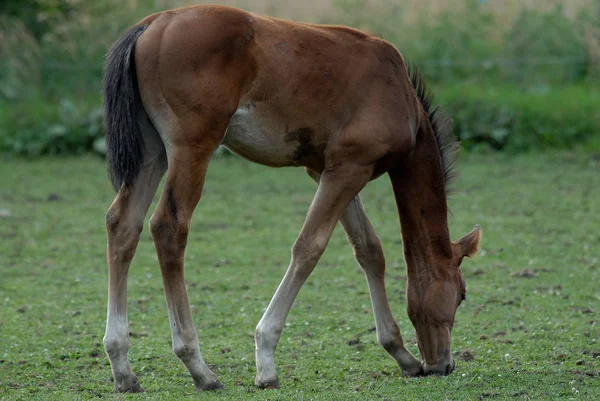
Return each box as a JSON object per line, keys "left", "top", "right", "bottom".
{"left": 1, "top": 0, "right": 599, "bottom": 156}
{"left": 0, "top": 0, "right": 73, "bottom": 40}
{"left": 437, "top": 85, "right": 600, "bottom": 151}
{"left": 505, "top": 5, "right": 587, "bottom": 84}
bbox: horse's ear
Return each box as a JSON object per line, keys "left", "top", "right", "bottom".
{"left": 454, "top": 225, "right": 481, "bottom": 258}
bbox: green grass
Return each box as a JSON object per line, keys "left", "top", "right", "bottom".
{"left": 1, "top": 152, "right": 599, "bottom": 400}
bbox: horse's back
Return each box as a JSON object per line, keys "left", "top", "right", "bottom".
{"left": 134, "top": 5, "right": 421, "bottom": 173}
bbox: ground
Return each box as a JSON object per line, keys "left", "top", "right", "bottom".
{"left": 0, "top": 152, "right": 598, "bottom": 400}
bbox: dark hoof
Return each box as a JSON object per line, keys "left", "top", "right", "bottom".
{"left": 256, "top": 378, "right": 279, "bottom": 389}
{"left": 116, "top": 381, "right": 145, "bottom": 393}
{"left": 197, "top": 380, "right": 225, "bottom": 391}
{"left": 402, "top": 365, "right": 425, "bottom": 378}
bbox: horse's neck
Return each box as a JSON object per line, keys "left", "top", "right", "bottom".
{"left": 390, "top": 122, "right": 453, "bottom": 278}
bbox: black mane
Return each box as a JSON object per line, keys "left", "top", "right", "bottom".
{"left": 407, "top": 63, "right": 460, "bottom": 193}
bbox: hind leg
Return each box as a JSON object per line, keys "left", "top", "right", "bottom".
{"left": 104, "top": 131, "right": 167, "bottom": 393}
{"left": 149, "top": 133, "right": 225, "bottom": 390}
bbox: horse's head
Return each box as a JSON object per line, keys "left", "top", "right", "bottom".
{"left": 406, "top": 225, "right": 481, "bottom": 375}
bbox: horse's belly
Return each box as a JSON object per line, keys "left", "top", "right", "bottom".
{"left": 222, "top": 106, "right": 299, "bottom": 167}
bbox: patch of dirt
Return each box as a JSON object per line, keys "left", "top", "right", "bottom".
{"left": 347, "top": 326, "right": 376, "bottom": 346}
{"left": 128, "top": 331, "right": 148, "bottom": 338}
{"left": 47, "top": 193, "right": 62, "bottom": 202}
{"left": 573, "top": 370, "right": 599, "bottom": 378}
{"left": 214, "top": 258, "right": 230, "bottom": 267}
{"left": 583, "top": 350, "right": 600, "bottom": 358}
{"left": 479, "top": 392, "right": 500, "bottom": 399}
{"left": 510, "top": 268, "right": 536, "bottom": 278}
{"left": 456, "top": 349, "right": 475, "bottom": 362}
{"left": 136, "top": 296, "right": 153, "bottom": 304}
{"left": 371, "top": 370, "right": 393, "bottom": 379}
{"left": 473, "top": 304, "right": 487, "bottom": 316}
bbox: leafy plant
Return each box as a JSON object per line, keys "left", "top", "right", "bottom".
{"left": 0, "top": 97, "right": 103, "bottom": 156}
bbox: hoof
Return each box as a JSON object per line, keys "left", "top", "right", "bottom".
{"left": 197, "top": 380, "right": 225, "bottom": 391}
{"left": 115, "top": 379, "right": 145, "bottom": 393}
{"left": 401, "top": 364, "right": 425, "bottom": 378}
{"left": 256, "top": 377, "right": 279, "bottom": 389}
{"left": 423, "top": 359, "right": 456, "bottom": 376}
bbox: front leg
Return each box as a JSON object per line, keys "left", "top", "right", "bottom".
{"left": 307, "top": 169, "right": 422, "bottom": 377}
{"left": 255, "top": 164, "right": 373, "bottom": 388}
{"left": 339, "top": 196, "right": 423, "bottom": 376}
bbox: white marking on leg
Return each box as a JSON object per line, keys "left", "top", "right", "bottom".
{"left": 104, "top": 157, "right": 166, "bottom": 392}
{"left": 255, "top": 239, "right": 324, "bottom": 387}
{"left": 255, "top": 167, "right": 371, "bottom": 387}
{"left": 163, "top": 290, "right": 222, "bottom": 390}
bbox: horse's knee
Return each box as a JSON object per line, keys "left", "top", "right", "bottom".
{"left": 292, "top": 236, "right": 327, "bottom": 267}
{"left": 354, "top": 237, "right": 385, "bottom": 271}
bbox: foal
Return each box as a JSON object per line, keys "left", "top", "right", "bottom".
{"left": 102, "top": 5, "right": 481, "bottom": 392}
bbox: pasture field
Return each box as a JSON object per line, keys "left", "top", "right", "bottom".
{"left": 0, "top": 152, "right": 599, "bottom": 400}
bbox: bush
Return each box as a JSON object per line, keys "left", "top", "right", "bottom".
{"left": 0, "top": 0, "right": 157, "bottom": 156}
{"left": 399, "top": 0, "right": 501, "bottom": 83}
{"left": 436, "top": 85, "right": 600, "bottom": 151}
{"left": 505, "top": 5, "right": 587, "bottom": 84}
{"left": 0, "top": 97, "right": 102, "bottom": 156}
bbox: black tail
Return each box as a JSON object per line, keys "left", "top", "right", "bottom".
{"left": 103, "top": 25, "right": 148, "bottom": 192}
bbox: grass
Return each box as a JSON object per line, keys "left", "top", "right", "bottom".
{"left": 0, "top": 151, "right": 599, "bottom": 400}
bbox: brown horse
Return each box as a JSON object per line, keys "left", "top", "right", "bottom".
{"left": 102, "top": 5, "right": 481, "bottom": 393}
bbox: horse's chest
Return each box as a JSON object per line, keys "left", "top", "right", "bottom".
{"left": 223, "top": 105, "right": 317, "bottom": 168}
